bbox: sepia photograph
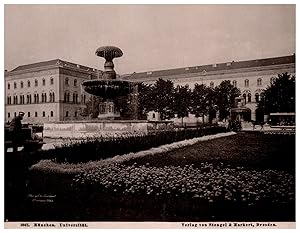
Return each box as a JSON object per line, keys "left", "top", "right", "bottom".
{"left": 3, "top": 3, "right": 296, "bottom": 229}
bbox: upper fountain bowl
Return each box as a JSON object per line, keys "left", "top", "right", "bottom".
{"left": 95, "top": 46, "right": 123, "bottom": 59}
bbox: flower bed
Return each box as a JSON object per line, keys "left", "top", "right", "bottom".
{"left": 73, "top": 162, "right": 294, "bottom": 205}
{"left": 26, "top": 132, "right": 295, "bottom": 221}
{"left": 30, "top": 132, "right": 235, "bottom": 174}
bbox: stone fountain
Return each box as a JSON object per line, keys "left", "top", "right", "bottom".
{"left": 43, "top": 46, "right": 171, "bottom": 139}
{"left": 82, "top": 46, "right": 133, "bottom": 119}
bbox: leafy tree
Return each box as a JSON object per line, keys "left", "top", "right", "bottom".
{"left": 173, "top": 85, "right": 192, "bottom": 126}
{"left": 190, "top": 84, "right": 214, "bottom": 123}
{"left": 152, "top": 79, "right": 175, "bottom": 120}
{"left": 115, "top": 94, "right": 136, "bottom": 120}
{"left": 259, "top": 72, "right": 295, "bottom": 114}
{"left": 214, "top": 80, "right": 241, "bottom": 120}
{"left": 137, "top": 83, "right": 155, "bottom": 119}
{"left": 81, "top": 96, "right": 103, "bottom": 119}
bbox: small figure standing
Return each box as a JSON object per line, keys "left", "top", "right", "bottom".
{"left": 8, "top": 112, "right": 25, "bottom": 152}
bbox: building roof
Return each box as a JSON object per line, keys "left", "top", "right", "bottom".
{"left": 124, "top": 54, "right": 295, "bottom": 80}
{"left": 9, "top": 59, "right": 101, "bottom": 73}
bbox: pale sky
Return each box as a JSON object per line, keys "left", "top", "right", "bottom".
{"left": 4, "top": 4, "right": 295, "bottom": 75}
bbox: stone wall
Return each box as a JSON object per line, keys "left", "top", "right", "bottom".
{"left": 43, "top": 120, "right": 149, "bottom": 138}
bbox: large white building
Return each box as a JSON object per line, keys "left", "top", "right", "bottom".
{"left": 124, "top": 54, "right": 295, "bottom": 122}
{"left": 5, "top": 54, "right": 295, "bottom": 124}
{"left": 5, "top": 59, "right": 101, "bottom": 124}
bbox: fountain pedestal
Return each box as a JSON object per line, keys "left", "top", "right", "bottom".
{"left": 98, "top": 101, "right": 120, "bottom": 119}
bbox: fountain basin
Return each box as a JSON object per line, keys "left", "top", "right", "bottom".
{"left": 82, "top": 79, "right": 133, "bottom": 100}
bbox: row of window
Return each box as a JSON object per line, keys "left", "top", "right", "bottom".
{"left": 8, "top": 111, "right": 54, "bottom": 118}
{"left": 7, "top": 93, "right": 86, "bottom": 105}
{"left": 209, "top": 77, "right": 276, "bottom": 88}
{"left": 242, "top": 93, "right": 262, "bottom": 103}
{"left": 7, "top": 93, "right": 56, "bottom": 105}
{"left": 7, "top": 110, "right": 79, "bottom": 118}
{"left": 64, "top": 92, "right": 82, "bottom": 104}
{"left": 7, "top": 77, "right": 79, "bottom": 90}
{"left": 7, "top": 78, "right": 54, "bottom": 90}
{"left": 65, "top": 78, "right": 77, "bottom": 86}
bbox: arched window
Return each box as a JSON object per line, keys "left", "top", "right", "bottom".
{"left": 73, "top": 93, "right": 76, "bottom": 103}
{"left": 42, "top": 78, "right": 46, "bottom": 86}
{"left": 65, "top": 78, "right": 69, "bottom": 86}
{"left": 50, "top": 77, "right": 54, "bottom": 85}
{"left": 44, "top": 93, "right": 47, "bottom": 102}
{"left": 74, "top": 111, "right": 77, "bottom": 117}
{"left": 49, "top": 92, "right": 54, "bottom": 102}
{"left": 232, "top": 80, "right": 237, "bottom": 88}
{"left": 21, "top": 81, "right": 24, "bottom": 88}
{"left": 242, "top": 93, "right": 246, "bottom": 102}
{"left": 66, "top": 111, "right": 69, "bottom": 117}
{"left": 50, "top": 111, "right": 53, "bottom": 117}
{"left": 14, "top": 82, "right": 17, "bottom": 89}
{"left": 255, "top": 93, "right": 259, "bottom": 102}
{"left": 52, "top": 93, "right": 55, "bottom": 102}
{"left": 13, "top": 96, "right": 18, "bottom": 104}
{"left": 244, "top": 79, "right": 249, "bottom": 88}
{"left": 210, "top": 81, "right": 214, "bottom": 88}
{"left": 27, "top": 94, "right": 32, "bottom": 104}
{"left": 8, "top": 112, "right": 10, "bottom": 118}
{"left": 28, "top": 80, "right": 31, "bottom": 87}
{"left": 7, "top": 96, "right": 10, "bottom": 105}
{"left": 7, "top": 83, "right": 10, "bottom": 90}
{"left": 247, "top": 93, "right": 251, "bottom": 103}
{"left": 74, "top": 79, "right": 77, "bottom": 87}
{"left": 64, "top": 92, "right": 70, "bottom": 102}
{"left": 257, "top": 78, "right": 262, "bottom": 86}
{"left": 35, "top": 79, "right": 38, "bottom": 87}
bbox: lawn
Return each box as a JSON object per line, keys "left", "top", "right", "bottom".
{"left": 123, "top": 132, "right": 295, "bottom": 173}
{"left": 6, "top": 132, "right": 295, "bottom": 222}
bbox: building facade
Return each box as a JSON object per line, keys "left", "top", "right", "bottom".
{"left": 5, "top": 54, "right": 295, "bottom": 124}
{"left": 5, "top": 59, "right": 101, "bottom": 124}
{"left": 124, "top": 54, "right": 296, "bottom": 122}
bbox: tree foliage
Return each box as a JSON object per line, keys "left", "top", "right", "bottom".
{"left": 137, "top": 83, "right": 155, "bottom": 119}
{"left": 191, "top": 84, "right": 213, "bottom": 120}
{"left": 82, "top": 78, "right": 246, "bottom": 122}
{"left": 151, "top": 79, "right": 175, "bottom": 120}
{"left": 259, "top": 72, "right": 295, "bottom": 114}
{"left": 173, "top": 85, "right": 192, "bottom": 123}
{"left": 81, "top": 96, "right": 103, "bottom": 119}
{"left": 214, "top": 80, "right": 241, "bottom": 120}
